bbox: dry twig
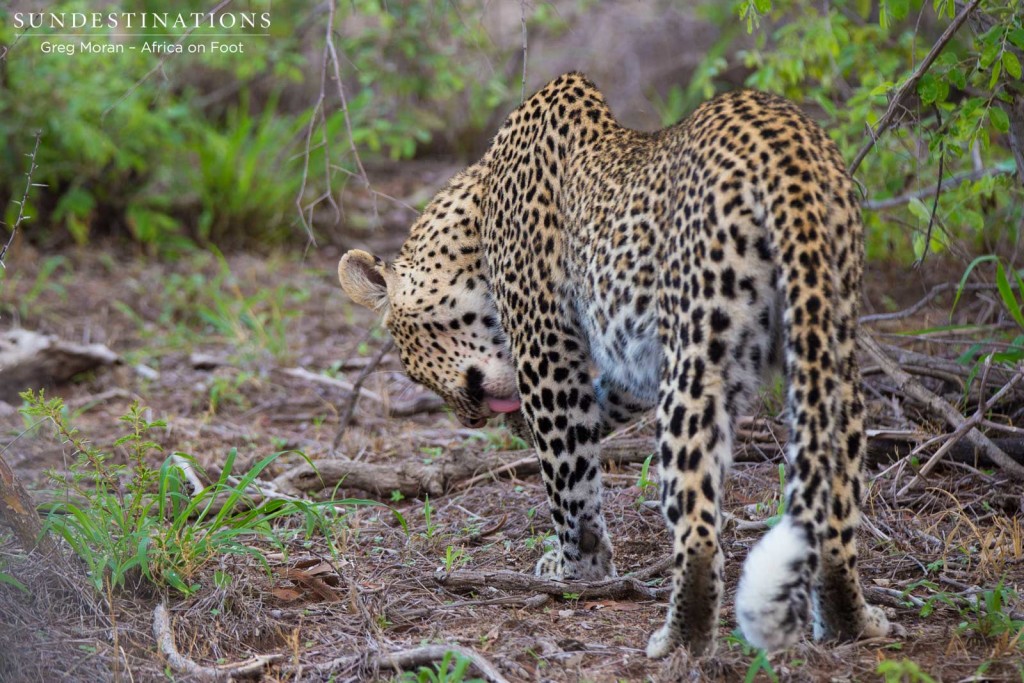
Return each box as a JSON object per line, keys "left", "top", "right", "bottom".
{"left": 102, "top": 0, "right": 232, "bottom": 117}
{"left": 333, "top": 339, "right": 395, "bottom": 451}
{"left": 860, "top": 333, "right": 1024, "bottom": 479}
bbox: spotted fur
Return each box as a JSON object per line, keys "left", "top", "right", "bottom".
{"left": 338, "top": 73, "right": 890, "bottom": 657}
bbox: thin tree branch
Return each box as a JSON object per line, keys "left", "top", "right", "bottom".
{"left": 0, "top": 130, "right": 43, "bottom": 270}
{"left": 332, "top": 338, "right": 394, "bottom": 451}
{"left": 913, "top": 106, "right": 946, "bottom": 268}
{"left": 862, "top": 166, "right": 1014, "bottom": 211}
{"left": 848, "top": 0, "right": 982, "bottom": 176}
{"left": 860, "top": 282, "right": 1011, "bottom": 324}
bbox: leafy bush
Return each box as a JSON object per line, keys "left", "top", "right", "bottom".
{"left": 0, "top": 1, "right": 514, "bottom": 251}
{"left": 720, "top": 0, "right": 1023, "bottom": 261}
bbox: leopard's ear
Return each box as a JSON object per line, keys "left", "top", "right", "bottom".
{"left": 338, "top": 250, "right": 390, "bottom": 312}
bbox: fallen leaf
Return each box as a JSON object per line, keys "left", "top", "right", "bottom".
{"left": 271, "top": 587, "right": 303, "bottom": 602}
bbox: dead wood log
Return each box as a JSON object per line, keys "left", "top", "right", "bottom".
{"left": 0, "top": 452, "right": 58, "bottom": 556}
{"left": 0, "top": 329, "right": 119, "bottom": 403}
{"left": 272, "top": 437, "right": 657, "bottom": 497}
{"left": 274, "top": 425, "right": 1024, "bottom": 499}
{"left": 434, "top": 568, "right": 670, "bottom": 601}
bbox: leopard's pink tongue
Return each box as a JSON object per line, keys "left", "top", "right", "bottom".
{"left": 486, "top": 397, "right": 522, "bottom": 413}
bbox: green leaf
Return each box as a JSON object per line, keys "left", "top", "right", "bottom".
{"left": 990, "top": 106, "right": 1010, "bottom": 134}
{"left": 1008, "top": 28, "right": 1024, "bottom": 51}
{"left": 951, "top": 255, "right": 998, "bottom": 317}
{"left": 0, "top": 571, "right": 30, "bottom": 595}
{"left": 1002, "top": 51, "right": 1022, "bottom": 80}
{"left": 995, "top": 262, "right": 1024, "bottom": 330}
{"left": 918, "top": 73, "right": 939, "bottom": 104}
{"left": 907, "top": 196, "right": 932, "bottom": 222}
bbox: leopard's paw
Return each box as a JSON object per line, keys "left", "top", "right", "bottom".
{"left": 863, "top": 604, "right": 895, "bottom": 638}
{"left": 534, "top": 549, "right": 564, "bottom": 578}
{"left": 646, "top": 623, "right": 679, "bottom": 659}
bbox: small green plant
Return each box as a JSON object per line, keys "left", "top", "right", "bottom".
{"left": 422, "top": 495, "right": 437, "bottom": 539}
{"left": 877, "top": 658, "right": 938, "bottom": 683}
{"left": 420, "top": 446, "right": 444, "bottom": 464}
{"left": 440, "top": 545, "right": 467, "bottom": 573}
{"left": 957, "top": 582, "right": 1024, "bottom": 642}
{"left": 23, "top": 390, "right": 368, "bottom": 595}
{"left": 0, "top": 567, "right": 29, "bottom": 595}
{"left": 637, "top": 453, "right": 657, "bottom": 495}
{"left": 395, "top": 649, "right": 484, "bottom": 683}
{"left": 760, "top": 463, "right": 787, "bottom": 528}
{"left": 724, "top": 629, "right": 779, "bottom": 683}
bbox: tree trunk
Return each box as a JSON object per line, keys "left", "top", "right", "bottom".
{"left": 0, "top": 453, "right": 57, "bottom": 555}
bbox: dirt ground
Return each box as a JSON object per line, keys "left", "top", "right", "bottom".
{"left": 1, "top": 228, "right": 1023, "bottom": 682}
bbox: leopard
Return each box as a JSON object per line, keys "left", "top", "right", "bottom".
{"left": 337, "top": 72, "right": 892, "bottom": 657}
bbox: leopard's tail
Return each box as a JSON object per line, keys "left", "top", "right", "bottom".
{"left": 735, "top": 153, "right": 840, "bottom": 651}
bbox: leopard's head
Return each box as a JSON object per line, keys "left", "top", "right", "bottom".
{"left": 337, "top": 170, "right": 520, "bottom": 428}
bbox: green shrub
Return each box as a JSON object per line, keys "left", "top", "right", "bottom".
{"left": 22, "top": 390, "right": 368, "bottom": 595}
{"left": 713, "top": 0, "right": 1023, "bottom": 261}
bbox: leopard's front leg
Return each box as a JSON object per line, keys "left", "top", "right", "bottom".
{"left": 514, "top": 328, "right": 615, "bottom": 581}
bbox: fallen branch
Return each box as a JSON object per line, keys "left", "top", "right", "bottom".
{"left": 897, "top": 363, "right": 1024, "bottom": 495}
{"left": 435, "top": 568, "right": 669, "bottom": 601}
{"left": 152, "top": 602, "right": 284, "bottom": 681}
{"left": 272, "top": 436, "right": 656, "bottom": 498}
{"left": 860, "top": 333, "right": 1024, "bottom": 479}
{"left": 295, "top": 644, "right": 512, "bottom": 683}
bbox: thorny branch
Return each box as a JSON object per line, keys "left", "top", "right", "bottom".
{"left": 849, "top": 0, "right": 981, "bottom": 176}
{"left": 0, "top": 130, "right": 43, "bottom": 270}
